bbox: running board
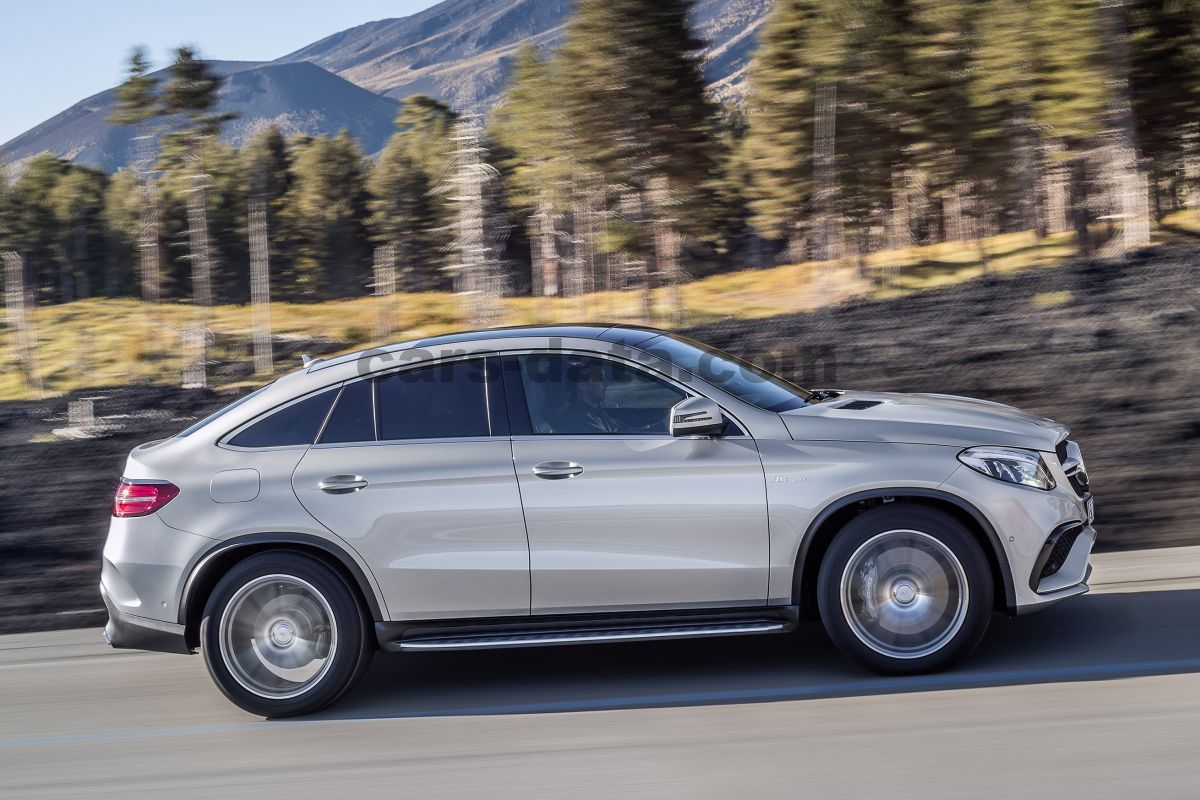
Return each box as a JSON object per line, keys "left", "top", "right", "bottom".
{"left": 395, "top": 620, "right": 788, "bottom": 652}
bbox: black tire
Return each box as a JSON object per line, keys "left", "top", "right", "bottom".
{"left": 817, "top": 504, "right": 993, "bottom": 675}
{"left": 200, "top": 551, "right": 374, "bottom": 717}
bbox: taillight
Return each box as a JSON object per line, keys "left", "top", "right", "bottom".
{"left": 113, "top": 480, "right": 180, "bottom": 518}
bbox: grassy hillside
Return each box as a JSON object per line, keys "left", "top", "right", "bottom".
{"left": 0, "top": 228, "right": 1099, "bottom": 401}
{"left": 5, "top": 213, "right": 1199, "bottom": 402}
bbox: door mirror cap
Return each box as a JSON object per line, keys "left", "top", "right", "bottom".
{"left": 669, "top": 397, "right": 726, "bottom": 437}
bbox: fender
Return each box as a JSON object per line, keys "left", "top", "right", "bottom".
{"left": 793, "top": 487, "right": 1017, "bottom": 614}
{"left": 178, "top": 531, "right": 386, "bottom": 626}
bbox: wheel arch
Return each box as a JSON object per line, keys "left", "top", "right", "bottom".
{"left": 179, "top": 532, "right": 384, "bottom": 650}
{"left": 791, "top": 488, "right": 1016, "bottom": 619}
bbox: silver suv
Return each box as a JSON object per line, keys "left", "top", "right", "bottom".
{"left": 101, "top": 325, "right": 1096, "bottom": 716}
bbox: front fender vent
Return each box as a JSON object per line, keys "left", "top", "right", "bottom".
{"left": 835, "top": 400, "right": 882, "bottom": 411}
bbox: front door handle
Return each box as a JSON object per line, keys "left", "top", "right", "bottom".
{"left": 318, "top": 475, "right": 368, "bottom": 494}
{"left": 532, "top": 461, "right": 584, "bottom": 479}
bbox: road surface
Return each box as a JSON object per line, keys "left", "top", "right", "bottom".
{"left": 3, "top": 547, "right": 1200, "bottom": 798}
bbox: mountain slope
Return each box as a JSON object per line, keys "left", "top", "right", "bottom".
{"left": 1, "top": 61, "right": 401, "bottom": 172}
{"left": 281, "top": 0, "right": 772, "bottom": 111}
{"left": 3, "top": 0, "right": 772, "bottom": 171}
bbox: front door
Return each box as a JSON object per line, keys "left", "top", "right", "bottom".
{"left": 503, "top": 352, "right": 770, "bottom": 615}
{"left": 293, "top": 357, "right": 530, "bottom": 620}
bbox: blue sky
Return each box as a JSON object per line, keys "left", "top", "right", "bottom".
{"left": 0, "top": 1, "right": 441, "bottom": 145}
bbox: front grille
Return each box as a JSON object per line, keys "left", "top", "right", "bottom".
{"left": 1056, "top": 439, "right": 1090, "bottom": 498}
{"left": 1040, "top": 526, "right": 1083, "bottom": 580}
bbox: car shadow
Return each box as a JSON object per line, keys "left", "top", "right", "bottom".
{"left": 312, "top": 588, "right": 1200, "bottom": 721}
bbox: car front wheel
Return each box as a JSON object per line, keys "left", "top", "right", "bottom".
{"left": 817, "top": 504, "right": 993, "bottom": 674}
{"left": 200, "top": 551, "right": 373, "bottom": 717}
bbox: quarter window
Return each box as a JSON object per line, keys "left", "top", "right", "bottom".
{"left": 376, "top": 359, "right": 491, "bottom": 440}
{"left": 227, "top": 389, "right": 336, "bottom": 448}
{"left": 514, "top": 353, "right": 686, "bottom": 435}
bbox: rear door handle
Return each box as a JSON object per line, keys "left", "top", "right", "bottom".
{"left": 532, "top": 461, "right": 584, "bottom": 479}
{"left": 318, "top": 475, "right": 368, "bottom": 494}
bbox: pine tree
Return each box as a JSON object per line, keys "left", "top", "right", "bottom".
{"left": 554, "top": 0, "right": 724, "bottom": 278}
{"left": 110, "top": 47, "right": 164, "bottom": 303}
{"left": 103, "top": 170, "right": 142, "bottom": 296}
{"left": 367, "top": 97, "right": 457, "bottom": 291}
{"left": 1128, "top": 0, "right": 1200, "bottom": 210}
{"left": 242, "top": 126, "right": 293, "bottom": 296}
{"left": 1028, "top": 0, "right": 1111, "bottom": 248}
{"left": 49, "top": 166, "right": 108, "bottom": 301}
{"left": 490, "top": 45, "right": 574, "bottom": 295}
{"left": 742, "top": 0, "right": 838, "bottom": 248}
{"left": 283, "top": 131, "right": 373, "bottom": 298}
{"left": 969, "top": 0, "right": 1045, "bottom": 235}
{"left": 6, "top": 154, "right": 69, "bottom": 301}
{"left": 394, "top": 96, "right": 458, "bottom": 176}
{"left": 158, "top": 47, "right": 236, "bottom": 307}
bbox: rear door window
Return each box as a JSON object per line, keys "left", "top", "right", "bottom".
{"left": 376, "top": 359, "right": 491, "bottom": 440}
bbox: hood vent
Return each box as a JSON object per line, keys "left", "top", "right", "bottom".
{"left": 835, "top": 400, "right": 882, "bottom": 411}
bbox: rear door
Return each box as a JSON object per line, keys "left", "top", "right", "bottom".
{"left": 504, "top": 352, "right": 770, "bottom": 615}
{"left": 292, "top": 356, "right": 530, "bottom": 620}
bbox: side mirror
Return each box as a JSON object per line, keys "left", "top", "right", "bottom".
{"left": 669, "top": 397, "right": 726, "bottom": 437}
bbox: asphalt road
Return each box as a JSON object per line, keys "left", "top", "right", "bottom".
{"left": 3, "top": 548, "right": 1200, "bottom": 799}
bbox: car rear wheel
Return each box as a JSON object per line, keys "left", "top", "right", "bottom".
{"left": 200, "top": 552, "right": 373, "bottom": 717}
{"left": 817, "top": 504, "right": 993, "bottom": 674}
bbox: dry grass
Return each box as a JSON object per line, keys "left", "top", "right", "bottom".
{"left": 1160, "top": 208, "right": 1200, "bottom": 237}
{"left": 7, "top": 220, "right": 1190, "bottom": 400}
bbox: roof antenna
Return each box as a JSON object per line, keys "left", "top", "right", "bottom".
{"left": 300, "top": 354, "right": 315, "bottom": 368}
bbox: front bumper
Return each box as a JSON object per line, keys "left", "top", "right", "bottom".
{"left": 101, "top": 584, "right": 192, "bottom": 654}
{"left": 1015, "top": 524, "right": 1097, "bottom": 614}
{"left": 940, "top": 464, "right": 1096, "bottom": 613}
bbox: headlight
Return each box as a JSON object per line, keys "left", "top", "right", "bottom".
{"left": 957, "top": 446, "right": 1056, "bottom": 490}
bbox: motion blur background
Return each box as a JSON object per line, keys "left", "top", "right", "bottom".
{"left": 0, "top": 0, "right": 1196, "bottom": 635}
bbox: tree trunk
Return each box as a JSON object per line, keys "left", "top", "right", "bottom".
{"left": 1041, "top": 141, "right": 1070, "bottom": 235}
{"left": 183, "top": 144, "right": 213, "bottom": 389}
{"left": 138, "top": 180, "right": 162, "bottom": 303}
{"left": 784, "top": 218, "right": 807, "bottom": 265}
{"left": 134, "top": 132, "right": 162, "bottom": 304}
{"left": 1183, "top": 124, "right": 1200, "bottom": 210}
{"left": 648, "top": 176, "right": 682, "bottom": 326}
{"left": 812, "top": 79, "right": 840, "bottom": 261}
{"left": 249, "top": 192, "right": 273, "bottom": 374}
{"left": 944, "top": 183, "right": 965, "bottom": 243}
{"left": 535, "top": 197, "right": 559, "bottom": 297}
{"left": 887, "top": 166, "right": 914, "bottom": 251}
{"left": 1070, "top": 158, "right": 1093, "bottom": 255}
{"left": 2, "top": 251, "right": 42, "bottom": 394}
{"left": 1099, "top": 0, "right": 1151, "bottom": 255}
{"left": 186, "top": 166, "right": 215, "bottom": 307}
{"left": 1013, "top": 116, "right": 1044, "bottom": 237}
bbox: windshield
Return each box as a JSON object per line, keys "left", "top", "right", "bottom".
{"left": 174, "top": 383, "right": 274, "bottom": 438}
{"left": 640, "top": 334, "right": 813, "bottom": 412}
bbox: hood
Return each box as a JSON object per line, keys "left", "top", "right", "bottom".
{"left": 781, "top": 391, "right": 1068, "bottom": 451}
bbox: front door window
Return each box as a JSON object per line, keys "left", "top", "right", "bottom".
{"left": 514, "top": 353, "right": 686, "bottom": 435}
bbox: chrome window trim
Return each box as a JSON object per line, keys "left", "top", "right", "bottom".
{"left": 310, "top": 435, "right": 503, "bottom": 450}
{"left": 218, "top": 347, "right": 754, "bottom": 452}
{"left": 355, "top": 350, "right": 497, "bottom": 383}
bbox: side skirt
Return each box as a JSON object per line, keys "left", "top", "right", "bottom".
{"left": 376, "top": 606, "right": 800, "bottom": 653}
